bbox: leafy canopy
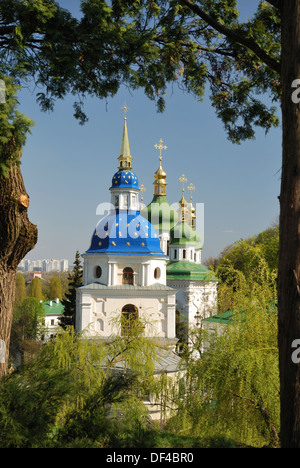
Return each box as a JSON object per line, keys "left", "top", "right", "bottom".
{"left": 0, "top": 1, "right": 281, "bottom": 126}
{"left": 0, "top": 1, "right": 281, "bottom": 176}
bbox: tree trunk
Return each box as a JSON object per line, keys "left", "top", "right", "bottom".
{"left": 0, "top": 164, "right": 38, "bottom": 377}
{"left": 278, "top": 0, "right": 300, "bottom": 448}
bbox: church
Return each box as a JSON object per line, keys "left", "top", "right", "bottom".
{"left": 75, "top": 109, "right": 218, "bottom": 358}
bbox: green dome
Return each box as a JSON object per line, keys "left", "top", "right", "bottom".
{"left": 141, "top": 195, "right": 178, "bottom": 233}
{"left": 170, "top": 221, "right": 202, "bottom": 249}
{"left": 166, "top": 261, "right": 217, "bottom": 282}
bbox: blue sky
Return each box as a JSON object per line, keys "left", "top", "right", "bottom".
{"left": 19, "top": 0, "right": 282, "bottom": 264}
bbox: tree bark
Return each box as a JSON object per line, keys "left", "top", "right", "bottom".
{"left": 0, "top": 164, "right": 38, "bottom": 377}
{"left": 278, "top": 0, "right": 300, "bottom": 448}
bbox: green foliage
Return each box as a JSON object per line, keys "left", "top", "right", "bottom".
{"left": 212, "top": 224, "right": 279, "bottom": 306}
{"left": 0, "top": 326, "right": 160, "bottom": 448}
{"left": 171, "top": 258, "right": 279, "bottom": 447}
{"left": 0, "top": 0, "right": 281, "bottom": 142}
{"left": 14, "top": 273, "right": 26, "bottom": 307}
{"left": 10, "top": 297, "right": 46, "bottom": 363}
{"left": 48, "top": 276, "right": 62, "bottom": 301}
{"left": 0, "top": 75, "right": 34, "bottom": 177}
{"left": 28, "top": 277, "right": 43, "bottom": 301}
{"left": 254, "top": 223, "right": 279, "bottom": 271}
{"left": 60, "top": 251, "right": 83, "bottom": 329}
{"left": 13, "top": 297, "right": 45, "bottom": 341}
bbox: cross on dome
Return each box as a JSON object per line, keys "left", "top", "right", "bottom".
{"left": 153, "top": 138, "right": 168, "bottom": 196}
{"left": 179, "top": 174, "right": 187, "bottom": 193}
{"left": 154, "top": 138, "right": 167, "bottom": 161}
{"left": 188, "top": 182, "right": 195, "bottom": 201}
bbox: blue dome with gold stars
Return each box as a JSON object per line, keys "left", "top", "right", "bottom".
{"left": 86, "top": 212, "right": 164, "bottom": 256}
{"left": 110, "top": 169, "right": 139, "bottom": 190}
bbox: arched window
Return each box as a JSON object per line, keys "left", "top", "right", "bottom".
{"left": 154, "top": 267, "right": 161, "bottom": 279}
{"left": 95, "top": 266, "right": 102, "bottom": 279}
{"left": 97, "top": 319, "right": 104, "bottom": 332}
{"left": 123, "top": 267, "right": 134, "bottom": 285}
{"left": 121, "top": 304, "right": 138, "bottom": 336}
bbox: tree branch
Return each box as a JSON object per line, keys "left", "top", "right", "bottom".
{"left": 179, "top": 0, "right": 281, "bottom": 74}
{"left": 155, "top": 35, "right": 238, "bottom": 59}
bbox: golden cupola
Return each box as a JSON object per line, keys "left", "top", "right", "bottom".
{"left": 188, "top": 182, "right": 196, "bottom": 228}
{"left": 178, "top": 174, "right": 189, "bottom": 222}
{"left": 153, "top": 139, "right": 168, "bottom": 196}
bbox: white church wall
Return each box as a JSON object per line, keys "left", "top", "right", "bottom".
{"left": 168, "top": 280, "right": 218, "bottom": 330}
{"left": 82, "top": 255, "right": 110, "bottom": 286}
{"left": 76, "top": 289, "right": 176, "bottom": 340}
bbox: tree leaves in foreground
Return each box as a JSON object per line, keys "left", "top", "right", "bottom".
{"left": 60, "top": 251, "right": 83, "bottom": 330}
{"left": 0, "top": 325, "right": 158, "bottom": 448}
{"left": 0, "top": 0, "right": 281, "bottom": 143}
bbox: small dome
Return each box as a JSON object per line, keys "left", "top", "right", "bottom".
{"left": 86, "top": 212, "right": 164, "bottom": 256}
{"left": 141, "top": 195, "right": 178, "bottom": 233}
{"left": 155, "top": 166, "right": 167, "bottom": 178}
{"left": 170, "top": 221, "right": 202, "bottom": 248}
{"left": 111, "top": 169, "right": 139, "bottom": 190}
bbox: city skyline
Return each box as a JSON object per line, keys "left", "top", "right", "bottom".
{"left": 19, "top": 258, "right": 69, "bottom": 273}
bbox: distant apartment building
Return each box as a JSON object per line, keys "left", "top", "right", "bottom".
{"left": 18, "top": 259, "right": 69, "bottom": 272}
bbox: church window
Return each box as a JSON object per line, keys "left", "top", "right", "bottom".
{"left": 154, "top": 267, "right": 161, "bottom": 279}
{"left": 115, "top": 195, "right": 119, "bottom": 207}
{"left": 183, "top": 249, "right": 186, "bottom": 259}
{"left": 121, "top": 304, "right": 138, "bottom": 336}
{"left": 173, "top": 249, "right": 177, "bottom": 260}
{"left": 95, "top": 266, "right": 102, "bottom": 279}
{"left": 123, "top": 267, "right": 134, "bottom": 285}
{"left": 97, "top": 319, "right": 104, "bottom": 331}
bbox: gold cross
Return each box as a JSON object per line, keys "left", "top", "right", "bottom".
{"left": 121, "top": 102, "right": 130, "bottom": 118}
{"left": 188, "top": 182, "right": 195, "bottom": 201}
{"left": 154, "top": 138, "right": 167, "bottom": 161}
{"left": 179, "top": 174, "right": 187, "bottom": 193}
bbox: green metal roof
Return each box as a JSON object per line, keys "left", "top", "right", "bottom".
{"left": 166, "top": 261, "right": 218, "bottom": 282}
{"left": 170, "top": 221, "right": 202, "bottom": 248}
{"left": 202, "top": 309, "right": 235, "bottom": 325}
{"left": 203, "top": 302, "right": 277, "bottom": 326}
{"left": 43, "top": 300, "right": 64, "bottom": 316}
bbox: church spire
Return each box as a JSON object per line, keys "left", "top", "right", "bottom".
{"left": 178, "top": 174, "right": 188, "bottom": 221}
{"left": 153, "top": 138, "right": 168, "bottom": 196}
{"left": 188, "top": 182, "right": 196, "bottom": 228}
{"left": 118, "top": 103, "right": 133, "bottom": 170}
